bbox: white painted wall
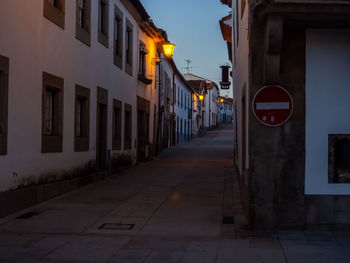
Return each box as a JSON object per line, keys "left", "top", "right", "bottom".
{"left": 0, "top": 0, "right": 147, "bottom": 191}
{"left": 219, "top": 102, "right": 233, "bottom": 123}
{"left": 137, "top": 29, "right": 158, "bottom": 144}
{"left": 305, "top": 29, "right": 350, "bottom": 195}
{"left": 174, "top": 74, "right": 192, "bottom": 142}
{"left": 205, "top": 86, "right": 219, "bottom": 128}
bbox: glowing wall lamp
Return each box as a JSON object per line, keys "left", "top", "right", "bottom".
{"left": 152, "top": 41, "right": 176, "bottom": 65}
{"left": 163, "top": 42, "right": 175, "bottom": 58}
{"left": 220, "top": 98, "right": 224, "bottom": 103}
{"left": 199, "top": 95, "right": 204, "bottom": 101}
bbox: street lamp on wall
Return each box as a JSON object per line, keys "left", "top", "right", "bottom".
{"left": 163, "top": 42, "right": 175, "bottom": 58}
{"left": 199, "top": 95, "right": 204, "bottom": 101}
{"left": 152, "top": 41, "right": 175, "bottom": 65}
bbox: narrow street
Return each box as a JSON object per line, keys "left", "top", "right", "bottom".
{"left": 0, "top": 125, "right": 349, "bottom": 262}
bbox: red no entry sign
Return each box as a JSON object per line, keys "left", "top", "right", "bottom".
{"left": 252, "top": 85, "right": 293, "bottom": 127}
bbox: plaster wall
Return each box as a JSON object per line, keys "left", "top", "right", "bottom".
{"left": 137, "top": 30, "right": 158, "bottom": 145}
{"left": 205, "top": 87, "right": 219, "bottom": 128}
{"left": 219, "top": 103, "right": 233, "bottom": 123}
{"left": 232, "top": 0, "right": 250, "bottom": 174}
{"left": 0, "top": 0, "right": 141, "bottom": 191}
{"left": 174, "top": 75, "right": 192, "bottom": 143}
{"left": 305, "top": 29, "right": 350, "bottom": 195}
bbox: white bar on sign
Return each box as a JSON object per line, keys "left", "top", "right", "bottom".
{"left": 256, "top": 102, "right": 290, "bottom": 110}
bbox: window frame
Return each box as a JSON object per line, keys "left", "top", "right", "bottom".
{"left": 74, "top": 85, "right": 90, "bottom": 152}
{"left": 44, "top": 0, "right": 65, "bottom": 29}
{"left": 114, "top": 5, "right": 123, "bottom": 68}
{"left": 42, "top": 72, "right": 64, "bottom": 153}
{"left": 0, "top": 55, "right": 9, "bottom": 155}
{"left": 98, "top": 0, "right": 109, "bottom": 48}
{"left": 125, "top": 19, "right": 133, "bottom": 76}
{"left": 76, "top": 0, "right": 91, "bottom": 46}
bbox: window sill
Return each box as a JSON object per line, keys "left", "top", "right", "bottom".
{"left": 44, "top": 1, "right": 65, "bottom": 29}
{"left": 138, "top": 74, "right": 152, "bottom": 85}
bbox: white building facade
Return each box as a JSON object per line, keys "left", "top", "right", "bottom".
{"left": 0, "top": 0, "right": 165, "bottom": 217}
{"left": 218, "top": 97, "right": 233, "bottom": 124}
{"left": 174, "top": 70, "right": 192, "bottom": 144}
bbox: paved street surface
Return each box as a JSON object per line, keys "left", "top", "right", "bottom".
{"left": 0, "top": 124, "right": 350, "bottom": 262}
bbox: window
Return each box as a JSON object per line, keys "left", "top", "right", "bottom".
{"left": 42, "top": 72, "right": 64, "bottom": 153}
{"left": 114, "top": 5, "right": 123, "bottom": 68}
{"left": 74, "top": 85, "right": 90, "bottom": 152}
{"left": 125, "top": 19, "right": 133, "bottom": 75}
{"left": 181, "top": 119, "right": 183, "bottom": 135}
{"left": 76, "top": 0, "right": 91, "bottom": 46}
{"left": 44, "top": 0, "right": 65, "bottom": 29}
{"left": 112, "top": 99, "right": 122, "bottom": 150}
{"left": 181, "top": 90, "right": 183, "bottom": 108}
{"left": 44, "top": 90, "right": 54, "bottom": 135}
{"left": 139, "top": 42, "right": 146, "bottom": 76}
{"left": 124, "top": 103, "right": 132, "bottom": 149}
{"left": 329, "top": 135, "right": 350, "bottom": 183}
{"left": 98, "top": 0, "right": 109, "bottom": 48}
{"left": 138, "top": 42, "right": 152, "bottom": 85}
{"left": 0, "top": 55, "right": 9, "bottom": 155}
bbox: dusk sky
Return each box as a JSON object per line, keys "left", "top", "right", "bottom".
{"left": 140, "top": 0, "right": 232, "bottom": 97}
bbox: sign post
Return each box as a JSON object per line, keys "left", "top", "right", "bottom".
{"left": 252, "top": 85, "right": 293, "bottom": 127}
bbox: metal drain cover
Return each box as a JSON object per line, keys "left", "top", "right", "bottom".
{"left": 99, "top": 223, "right": 135, "bottom": 230}
{"left": 222, "top": 216, "right": 234, "bottom": 224}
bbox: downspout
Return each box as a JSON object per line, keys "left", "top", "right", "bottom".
{"left": 208, "top": 89, "right": 211, "bottom": 128}
{"left": 172, "top": 72, "right": 176, "bottom": 146}
{"left": 156, "top": 60, "right": 162, "bottom": 154}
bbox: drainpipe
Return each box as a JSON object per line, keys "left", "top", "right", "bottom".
{"left": 172, "top": 72, "right": 176, "bottom": 146}
{"left": 156, "top": 60, "right": 162, "bottom": 154}
{"left": 208, "top": 89, "right": 211, "bottom": 128}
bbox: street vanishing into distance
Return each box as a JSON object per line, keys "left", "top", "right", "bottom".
{"left": 0, "top": 125, "right": 349, "bottom": 262}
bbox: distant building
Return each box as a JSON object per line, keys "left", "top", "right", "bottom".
{"left": 220, "top": 0, "right": 350, "bottom": 229}
{"left": 184, "top": 73, "right": 220, "bottom": 129}
{"left": 157, "top": 58, "right": 193, "bottom": 149}
{"left": 218, "top": 97, "right": 233, "bottom": 124}
{"left": 187, "top": 80, "right": 207, "bottom": 136}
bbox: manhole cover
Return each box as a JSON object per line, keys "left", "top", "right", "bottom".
{"left": 16, "top": 212, "right": 40, "bottom": 219}
{"left": 222, "top": 216, "right": 234, "bottom": 224}
{"left": 99, "top": 223, "right": 135, "bottom": 230}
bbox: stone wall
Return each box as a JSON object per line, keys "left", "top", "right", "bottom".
{"left": 248, "top": 19, "right": 306, "bottom": 230}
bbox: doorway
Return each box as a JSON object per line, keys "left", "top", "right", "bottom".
{"left": 96, "top": 87, "right": 108, "bottom": 170}
{"left": 137, "top": 96, "right": 150, "bottom": 162}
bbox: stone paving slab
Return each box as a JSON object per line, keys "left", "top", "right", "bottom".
{"left": 43, "top": 235, "right": 131, "bottom": 262}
